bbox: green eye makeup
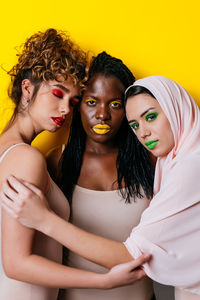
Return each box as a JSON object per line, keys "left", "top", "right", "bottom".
{"left": 145, "top": 112, "right": 158, "bottom": 121}
{"left": 130, "top": 122, "right": 139, "bottom": 130}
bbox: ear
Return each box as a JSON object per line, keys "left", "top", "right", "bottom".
{"left": 21, "top": 79, "right": 35, "bottom": 105}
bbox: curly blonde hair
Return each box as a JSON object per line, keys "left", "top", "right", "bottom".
{"left": 8, "top": 28, "right": 88, "bottom": 105}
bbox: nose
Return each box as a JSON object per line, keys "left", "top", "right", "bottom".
{"left": 60, "top": 99, "right": 71, "bottom": 116}
{"left": 95, "top": 104, "right": 111, "bottom": 121}
{"left": 139, "top": 123, "right": 151, "bottom": 139}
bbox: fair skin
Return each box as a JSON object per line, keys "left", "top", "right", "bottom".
{"left": 0, "top": 76, "right": 139, "bottom": 269}
{"left": 1, "top": 90, "right": 199, "bottom": 300}
{"left": 126, "top": 93, "right": 175, "bottom": 158}
{"left": 126, "top": 93, "right": 200, "bottom": 300}
{"left": 0, "top": 78, "right": 151, "bottom": 289}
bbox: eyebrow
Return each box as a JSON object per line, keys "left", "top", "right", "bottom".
{"left": 128, "top": 107, "right": 156, "bottom": 124}
{"left": 84, "top": 96, "right": 122, "bottom": 101}
{"left": 53, "top": 84, "right": 70, "bottom": 93}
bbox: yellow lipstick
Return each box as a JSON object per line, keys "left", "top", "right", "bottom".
{"left": 92, "top": 124, "right": 111, "bottom": 135}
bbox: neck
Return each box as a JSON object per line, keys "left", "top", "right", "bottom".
{"left": 85, "top": 137, "right": 118, "bottom": 154}
{"left": 4, "top": 114, "right": 41, "bottom": 144}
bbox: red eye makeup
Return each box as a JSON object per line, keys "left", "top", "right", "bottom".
{"left": 52, "top": 89, "right": 64, "bottom": 99}
{"left": 70, "top": 98, "right": 80, "bottom": 107}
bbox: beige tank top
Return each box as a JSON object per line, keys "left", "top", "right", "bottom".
{"left": 175, "top": 288, "right": 200, "bottom": 300}
{"left": 62, "top": 185, "right": 154, "bottom": 300}
{"left": 0, "top": 143, "right": 70, "bottom": 300}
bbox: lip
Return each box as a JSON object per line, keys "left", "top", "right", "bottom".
{"left": 92, "top": 124, "right": 111, "bottom": 135}
{"left": 51, "top": 117, "right": 65, "bottom": 127}
{"left": 145, "top": 140, "right": 158, "bottom": 150}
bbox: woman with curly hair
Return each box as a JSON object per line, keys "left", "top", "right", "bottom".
{"left": 0, "top": 29, "right": 150, "bottom": 300}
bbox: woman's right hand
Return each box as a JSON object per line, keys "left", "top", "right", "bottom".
{"left": 106, "top": 254, "right": 151, "bottom": 289}
{"left": 0, "top": 175, "right": 51, "bottom": 230}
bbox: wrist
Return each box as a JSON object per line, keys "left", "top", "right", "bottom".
{"left": 38, "top": 209, "right": 55, "bottom": 235}
{"left": 100, "top": 273, "right": 112, "bottom": 290}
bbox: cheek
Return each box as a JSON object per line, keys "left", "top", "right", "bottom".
{"left": 80, "top": 111, "right": 92, "bottom": 131}
{"left": 160, "top": 119, "right": 175, "bottom": 150}
{"left": 112, "top": 111, "right": 125, "bottom": 126}
{"left": 80, "top": 106, "right": 95, "bottom": 123}
{"left": 167, "top": 128, "right": 175, "bottom": 148}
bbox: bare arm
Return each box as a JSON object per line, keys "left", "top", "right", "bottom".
{"left": 0, "top": 146, "right": 149, "bottom": 288}
{"left": 43, "top": 210, "right": 133, "bottom": 268}
{"left": 45, "top": 147, "right": 134, "bottom": 267}
{"left": 0, "top": 147, "right": 150, "bottom": 288}
{"left": 2, "top": 174, "right": 133, "bottom": 269}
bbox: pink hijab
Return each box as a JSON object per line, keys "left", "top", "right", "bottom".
{"left": 124, "top": 76, "right": 200, "bottom": 295}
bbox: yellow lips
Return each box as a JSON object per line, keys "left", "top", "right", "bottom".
{"left": 92, "top": 124, "right": 111, "bottom": 135}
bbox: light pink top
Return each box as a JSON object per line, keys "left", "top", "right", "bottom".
{"left": 124, "top": 76, "right": 200, "bottom": 296}
{"left": 0, "top": 143, "right": 70, "bottom": 300}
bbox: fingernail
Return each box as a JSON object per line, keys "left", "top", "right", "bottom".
{"left": 143, "top": 253, "right": 151, "bottom": 259}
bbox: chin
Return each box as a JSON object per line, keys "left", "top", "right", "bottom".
{"left": 153, "top": 150, "right": 168, "bottom": 158}
{"left": 94, "top": 135, "right": 113, "bottom": 143}
{"left": 47, "top": 126, "right": 59, "bottom": 133}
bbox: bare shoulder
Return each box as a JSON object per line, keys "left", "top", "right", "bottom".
{"left": 46, "top": 145, "right": 64, "bottom": 180}
{"left": 0, "top": 144, "right": 48, "bottom": 191}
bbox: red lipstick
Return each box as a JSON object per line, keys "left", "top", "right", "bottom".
{"left": 51, "top": 117, "right": 65, "bottom": 127}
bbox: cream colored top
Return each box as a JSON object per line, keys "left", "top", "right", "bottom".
{"left": 61, "top": 185, "right": 153, "bottom": 300}
{"left": 0, "top": 144, "right": 70, "bottom": 300}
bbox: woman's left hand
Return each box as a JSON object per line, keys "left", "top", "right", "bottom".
{"left": 0, "top": 175, "right": 51, "bottom": 230}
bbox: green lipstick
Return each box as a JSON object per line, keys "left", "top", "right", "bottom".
{"left": 145, "top": 140, "right": 158, "bottom": 149}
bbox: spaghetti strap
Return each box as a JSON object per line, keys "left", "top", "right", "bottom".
{"left": 0, "top": 143, "right": 28, "bottom": 164}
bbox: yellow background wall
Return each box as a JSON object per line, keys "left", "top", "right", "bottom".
{"left": 0, "top": 0, "right": 199, "bottom": 154}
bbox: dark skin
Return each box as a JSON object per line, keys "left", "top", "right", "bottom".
{"left": 3, "top": 73, "right": 154, "bottom": 271}
{"left": 78, "top": 74, "right": 125, "bottom": 190}
{"left": 46, "top": 74, "right": 134, "bottom": 267}
{"left": 48, "top": 74, "right": 127, "bottom": 192}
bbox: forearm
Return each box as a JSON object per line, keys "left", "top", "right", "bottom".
{"left": 41, "top": 211, "right": 133, "bottom": 269}
{"left": 5, "top": 254, "right": 109, "bottom": 289}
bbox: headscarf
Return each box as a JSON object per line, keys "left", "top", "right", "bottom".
{"left": 124, "top": 76, "right": 200, "bottom": 295}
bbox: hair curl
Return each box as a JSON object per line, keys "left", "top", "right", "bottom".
{"left": 8, "top": 28, "right": 88, "bottom": 107}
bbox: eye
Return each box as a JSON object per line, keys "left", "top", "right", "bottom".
{"left": 145, "top": 112, "right": 158, "bottom": 122}
{"left": 85, "top": 98, "right": 96, "bottom": 106}
{"left": 70, "top": 98, "right": 80, "bottom": 107}
{"left": 130, "top": 122, "right": 139, "bottom": 131}
{"left": 52, "top": 89, "right": 64, "bottom": 99}
{"left": 110, "top": 100, "right": 123, "bottom": 109}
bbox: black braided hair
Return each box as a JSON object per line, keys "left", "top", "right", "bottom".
{"left": 59, "top": 52, "right": 154, "bottom": 204}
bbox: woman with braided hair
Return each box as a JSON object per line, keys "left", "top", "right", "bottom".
{"left": 0, "top": 30, "right": 151, "bottom": 300}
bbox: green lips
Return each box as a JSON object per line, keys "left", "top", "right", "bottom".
{"left": 145, "top": 140, "right": 158, "bottom": 149}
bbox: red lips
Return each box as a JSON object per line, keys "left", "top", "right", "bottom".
{"left": 51, "top": 117, "right": 65, "bottom": 127}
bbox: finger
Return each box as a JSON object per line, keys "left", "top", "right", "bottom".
{"left": 7, "top": 175, "right": 31, "bottom": 195}
{"left": 1, "top": 202, "right": 18, "bottom": 219}
{"left": 1, "top": 180, "right": 19, "bottom": 201}
{"left": 20, "top": 180, "right": 43, "bottom": 196}
{"left": 9, "top": 175, "right": 42, "bottom": 196}
{"left": 0, "top": 190, "right": 18, "bottom": 210}
{"left": 131, "top": 268, "right": 146, "bottom": 280}
{"left": 125, "top": 253, "right": 151, "bottom": 271}
{"left": 133, "top": 253, "right": 151, "bottom": 267}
